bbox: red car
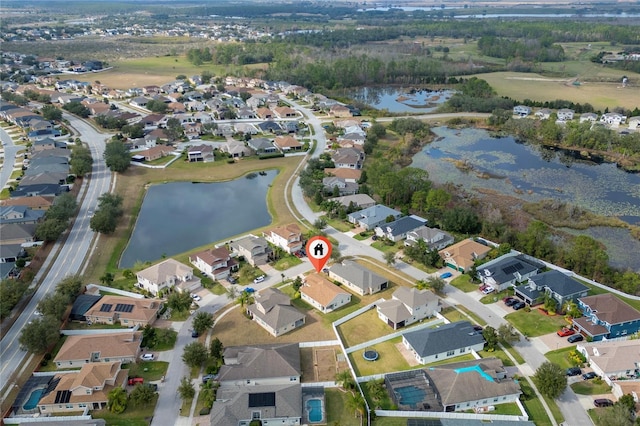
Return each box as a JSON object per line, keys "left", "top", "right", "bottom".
{"left": 557, "top": 328, "right": 576, "bottom": 337}
{"left": 128, "top": 377, "right": 144, "bottom": 386}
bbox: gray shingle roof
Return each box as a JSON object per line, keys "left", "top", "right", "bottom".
{"left": 347, "top": 204, "right": 401, "bottom": 227}
{"left": 218, "top": 343, "right": 301, "bottom": 382}
{"left": 479, "top": 254, "right": 543, "bottom": 285}
{"left": 329, "top": 261, "right": 387, "bottom": 293}
{"left": 376, "top": 216, "right": 425, "bottom": 237}
{"left": 527, "top": 270, "right": 589, "bottom": 297}
{"left": 404, "top": 321, "right": 485, "bottom": 357}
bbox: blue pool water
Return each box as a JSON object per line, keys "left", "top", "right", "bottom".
{"left": 307, "top": 398, "right": 323, "bottom": 423}
{"left": 395, "top": 385, "right": 425, "bottom": 407}
{"left": 454, "top": 365, "right": 495, "bottom": 382}
{"left": 23, "top": 388, "right": 45, "bottom": 410}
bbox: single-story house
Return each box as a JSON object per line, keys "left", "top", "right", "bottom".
{"left": 273, "top": 135, "right": 302, "bottom": 152}
{"left": 347, "top": 204, "right": 402, "bottom": 230}
{"left": 402, "top": 321, "right": 485, "bottom": 365}
{"left": 0, "top": 243, "right": 26, "bottom": 264}
{"left": 217, "top": 343, "right": 301, "bottom": 385}
{"left": 84, "top": 295, "right": 162, "bottom": 327}
{"left": 53, "top": 331, "right": 142, "bottom": 369}
{"left": 0, "top": 195, "right": 54, "bottom": 210}
{"left": 247, "top": 137, "right": 277, "bottom": 154}
{"left": 263, "top": 223, "right": 303, "bottom": 254}
{"left": 328, "top": 261, "right": 388, "bottom": 296}
{"left": 477, "top": 254, "right": 544, "bottom": 292}
{"left": 331, "top": 147, "right": 365, "bottom": 169}
{"left": 329, "top": 193, "right": 375, "bottom": 210}
{"left": 136, "top": 258, "right": 201, "bottom": 296}
{"left": 230, "top": 235, "right": 272, "bottom": 266}
{"left": 439, "top": 239, "right": 492, "bottom": 273}
{"left": 0, "top": 205, "right": 46, "bottom": 225}
{"left": 322, "top": 176, "right": 359, "bottom": 196}
{"left": 577, "top": 340, "right": 640, "bottom": 384}
{"left": 189, "top": 246, "right": 238, "bottom": 280}
{"left": 405, "top": 226, "right": 454, "bottom": 251}
{"left": 10, "top": 183, "right": 63, "bottom": 198}
{"left": 377, "top": 287, "right": 440, "bottom": 330}
{"left": 246, "top": 288, "right": 306, "bottom": 337}
{"left": 324, "top": 167, "right": 362, "bottom": 183}
{"left": 375, "top": 216, "right": 426, "bottom": 242}
{"left": 514, "top": 269, "right": 589, "bottom": 308}
{"left": 300, "top": 273, "right": 352, "bottom": 314}
{"left": 573, "top": 293, "right": 640, "bottom": 341}
{"left": 0, "top": 223, "right": 37, "bottom": 245}
{"left": 136, "top": 145, "right": 174, "bottom": 161}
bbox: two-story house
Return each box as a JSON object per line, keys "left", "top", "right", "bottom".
{"left": 331, "top": 147, "right": 365, "bottom": 169}
{"left": 189, "top": 246, "right": 238, "bottom": 280}
{"left": 374, "top": 216, "right": 426, "bottom": 242}
{"left": 405, "top": 226, "right": 454, "bottom": 251}
{"left": 514, "top": 270, "right": 589, "bottom": 309}
{"left": 53, "top": 332, "right": 142, "bottom": 369}
{"left": 573, "top": 294, "right": 640, "bottom": 341}
{"left": 577, "top": 340, "right": 640, "bottom": 385}
{"left": 439, "top": 239, "right": 492, "bottom": 273}
{"left": 402, "top": 321, "right": 485, "bottom": 365}
{"left": 328, "top": 261, "right": 388, "bottom": 296}
{"left": 136, "top": 258, "right": 201, "bottom": 296}
{"left": 300, "top": 273, "right": 352, "bottom": 314}
{"left": 377, "top": 287, "right": 440, "bottom": 329}
{"left": 477, "top": 254, "right": 544, "bottom": 292}
{"left": 263, "top": 223, "right": 303, "bottom": 255}
{"left": 246, "top": 288, "right": 306, "bottom": 337}
{"left": 230, "top": 235, "right": 272, "bottom": 266}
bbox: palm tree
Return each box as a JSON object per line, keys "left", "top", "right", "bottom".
{"left": 226, "top": 285, "right": 239, "bottom": 300}
{"left": 107, "top": 387, "right": 127, "bottom": 414}
{"left": 335, "top": 370, "right": 355, "bottom": 391}
{"left": 346, "top": 391, "right": 366, "bottom": 423}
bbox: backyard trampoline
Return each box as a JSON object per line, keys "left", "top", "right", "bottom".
{"left": 363, "top": 349, "right": 379, "bottom": 361}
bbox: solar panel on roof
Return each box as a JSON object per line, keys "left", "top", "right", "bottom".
{"left": 248, "top": 392, "right": 275, "bottom": 407}
{"left": 114, "top": 303, "right": 134, "bottom": 313}
{"left": 502, "top": 263, "right": 524, "bottom": 275}
{"left": 99, "top": 304, "right": 113, "bottom": 312}
{"left": 54, "top": 390, "right": 71, "bottom": 404}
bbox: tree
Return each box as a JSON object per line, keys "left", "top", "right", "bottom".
{"left": 497, "top": 323, "right": 520, "bottom": 344}
{"left": 178, "top": 376, "right": 195, "bottom": 400}
{"left": 200, "top": 380, "right": 216, "bottom": 409}
{"left": 168, "top": 291, "right": 192, "bottom": 312}
{"left": 210, "top": 337, "right": 224, "bottom": 360}
{"left": 70, "top": 144, "right": 93, "bottom": 177}
{"left": 130, "top": 384, "right": 156, "bottom": 407}
{"left": 35, "top": 218, "right": 67, "bottom": 241}
{"left": 104, "top": 139, "right": 131, "bottom": 173}
{"left": 226, "top": 285, "right": 239, "bottom": 300}
{"left": 482, "top": 326, "right": 499, "bottom": 352}
{"left": 41, "top": 104, "right": 62, "bottom": 121}
{"left": 19, "top": 317, "right": 61, "bottom": 353}
{"left": 384, "top": 251, "right": 396, "bottom": 268}
{"left": 56, "top": 275, "right": 83, "bottom": 300}
{"left": 595, "top": 403, "right": 634, "bottom": 426}
{"left": 346, "top": 391, "right": 366, "bottom": 421}
{"left": 335, "top": 370, "right": 355, "bottom": 391}
{"left": 37, "top": 292, "right": 70, "bottom": 320}
{"left": 426, "top": 276, "right": 445, "bottom": 294}
{"left": 533, "top": 361, "right": 567, "bottom": 399}
{"left": 182, "top": 342, "right": 209, "bottom": 368}
{"left": 366, "top": 379, "right": 386, "bottom": 405}
{"left": 100, "top": 272, "right": 114, "bottom": 285}
{"left": 313, "top": 218, "right": 327, "bottom": 230}
{"left": 192, "top": 311, "right": 214, "bottom": 335}
{"left": 107, "top": 387, "right": 128, "bottom": 414}
{"left": 237, "top": 290, "right": 254, "bottom": 308}
{"left": 91, "top": 193, "right": 124, "bottom": 235}
{"left": 616, "top": 394, "right": 636, "bottom": 415}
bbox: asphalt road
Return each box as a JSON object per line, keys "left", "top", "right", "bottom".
{"left": 0, "top": 114, "right": 112, "bottom": 392}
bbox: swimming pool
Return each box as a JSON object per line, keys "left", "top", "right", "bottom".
{"left": 394, "top": 385, "right": 425, "bottom": 407}
{"left": 307, "top": 398, "right": 323, "bottom": 423}
{"left": 23, "top": 388, "right": 45, "bottom": 410}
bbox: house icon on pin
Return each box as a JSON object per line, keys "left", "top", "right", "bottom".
{"left": 313, "top": 243, "right": 324, "bottom": 256}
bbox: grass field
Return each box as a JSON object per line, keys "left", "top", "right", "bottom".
{"left": 505, "top": 308, "right": 567, "bottom": 337}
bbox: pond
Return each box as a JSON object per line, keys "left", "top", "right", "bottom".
{"left": 344, "top": 86, "right": 455, "bottom": 113}
{"left": 119, "top": 170, "right": 277, "bottom": 269}
{"left": 411, "top": 127, "right": 640, "bottom": 271}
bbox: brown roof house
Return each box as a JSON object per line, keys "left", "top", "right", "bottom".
{"left": 573, "top": 293, "right": 640, "bottom": 341}
{"left": 84, "top": 295, "right": 161, "bottom": 327}
{"left": 54, "top": 331, "right": 142, "bottom": 369}
{"left": 300, "top": 273, "right": 352, "bottom": 314}
{"left": 189, "top": 246, "right": 238, "bottom": 280}
{"left": 37, "top": 361, "right": 128, "bottom": 414}
{"left": 377, "top": 287, "right": 440, "bottom": 330}
{"left": 439, "top": 239, "right": 492, "bottom": 273}
{"left": 136, "top": 145, "right": 175, "bottom": 161}
{"left": 273, "top": 106, "right": 297, "bottom": 118}
{"left": 247, "top": 288, "right": 306, "bottom": 337}
{"left": 230, "top": 235, "right": 272, "bottom": 267}
{"left": 263, "top": 223, "right": 303, "bottom": 254}
{"left": 136, "top": 258, "right": 201, "bottom": 296}
{"left": 0, "top": 195, "right": 54, "bottom": 210}
{"left": 273, "top": 135, "right": 302, "bottom": 152}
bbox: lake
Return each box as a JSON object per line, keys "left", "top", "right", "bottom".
{"left": 345, "top": 87, "right": 455, "bottom": 113}
{"left": 411, "top": 127, "right": 640, "bottom": 271}
{"left": 119, "top": 171, "right": 276, "bottom": 269}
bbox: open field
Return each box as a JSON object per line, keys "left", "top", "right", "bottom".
{"left": 473, "top": 71, "right": 639, "bottom": 111}
{"left": 505, "top": 308, "right": 567, "bottom": 337}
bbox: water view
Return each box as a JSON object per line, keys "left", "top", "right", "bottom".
{"left": 119, "top": 171, "right": 277, "bottom": 269}
{"left": 346, "top": 87, "right": 455, "bottom": 113}
{"left": 411, "top": 127, "right": 640, "bottom": 271}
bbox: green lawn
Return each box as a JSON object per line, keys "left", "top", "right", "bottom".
{"left": 326, "top": 388, "right": 362, "bottom": 426}
{"left": 323, "top": 216, "right": 353, "bottom": 232}
{"left": 337, "top": 309, "right": 395, "bottom": 348}
{"left": 449, "top": 274, "right": 477, "bottom": 292}
{"left": 454, "top": 305, "right": 487, "bottom": 326}
{"left": 125, "top": 361, "right": 169, "bottom": 381}
{"left": 545, "top": 347, "right": 579, "bottom": 369}
{"left": 571, "top": 380, "right": 611, "bottom": 395}
{"left": 424, "top": 353, "right": 476, "bottom": 367}
{"left": 271, "top": 254, "right": 302, "bottom": 271}
{"left": 519, "top": 380, "right": 553, "bottom": 426}
{"left": 490, "top": 402, "right": 523, "bottom": 416}
{"left": 373, "top": 417, "right": 411, "bottom": 426}
{"left": 353, "top": 230, "right": 374, "bottom": 241}
{"left": 478, "top": 348, "right": 515, "bottom": 367}
{"left": 504, "top": 308, "right": 567, "bottom": 337}
{"left": 349, "top": 337, "right": 412, "bottom": 377}
{"left": 142, "top": 155, "right": 176, "bottom": 166}
{"left": 500, "top": 341, "right": 526, "bottom": 365}
{"left": 479, "top": 288, "right": 511, "bottom": 304}
{"left": 92, "top": 394, "right": 158, "bottom": 426}
{"left": 370, "top": 241, "right": 399, "bottom": 254}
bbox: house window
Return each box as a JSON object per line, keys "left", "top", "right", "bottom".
{"left": 446, "top": 350, "right": 455, "bottom": 356}
{"left": 79, "top": 404, "right": 86, "bottom": 408}
{"left": 459, "top": 348, "right": 465, "bottom": 353}
{"left": 86, "top": 390, "right": 91, "bottom": 394}
{"left": 290, "top": 377, "right": 297, "bottom": 381}
{"left": 252, "top": 411, "right": 261, "bottom": 419}
{"left": 66, "top": 404, "right": 74, "bottom": 409}
{"left": 247, "top": 380, "right": 251, "bottom": 384}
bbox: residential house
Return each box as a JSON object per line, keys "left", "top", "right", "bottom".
{"left": 222, "top": 140, "right": 249, "bottom": 158}
{"left": 601, "top": 112, "right": 627, "bottom": 125}
{"left": 257, "top": 121, "right": 282, "bottom": 133}
{"left": 130, "top": 97, "right": 150, "bottom": 108}
{"left": 330, "top": 104, "right": 352, "bottom": 118}
{"left": 580, "top": 112, "right": 598, "bottom": 123}
{"left": 577, "top": 340, "right": 640, "bottom": 385}
{"left": 256, "top": 107, "right": 274, "bottom": 120}
{"left": 573, "top": 294, "right": 640, "bottom": 341}
{"left": 0, "top": 244, "right": 26, "bottom": 264}
{"left": 210, "top": 343, "right": 302, "bottom": 426}
{"left": 136, "top": 145, "right": 174, "bottom": 161}
{"left": 375, "top": 216, "right": 426, "bottom": 242}
{"left": 230, "top": 235, "right": 272, "bottom": 266}
{"left": 402, "top": 321, "right": 486, "bottom": 365}
{"left": 0, "top": 205, "right": 45, "bottom": 225}
{"left": 513, "top": 105, "right": 531, "bottom": 117}
{"left": 31, "top": 137, "right": 56, "bottom": 152}
{"left": 140, "top": 113, "right": 166, "bottom": 129}
{"left": 10, "top": 183, "right": 63, "bottom": 198}
{"left": 187, "top": 144, "right": 215, "bottom": 162}
{"left": 247, "top": 137, "right": 277, "bottom": 154}
{"left": 347, "top": 204, "right": 402, "bottom": 230}
{"left": 628, "top": 116, "right": 640, "bottom": 130}
{"left": 300, "top": 273, "right": 352, "bottom": 314}
{"left": 273, "top": 135, "right": 302, "bottom": 152}
{"left": 331, "top": 147, "right": 365, "bottom": 169}
{"left": 476, "top": 254, "right": 544, "bottom": 292}
{"left": 514, "top": 270, "right": 589, "bottom": 308}
{"left": 338, "top": 132, "right": 366, "bottom": 145}
{"left": 322, "top": 176, "right": 358, "bottom": 196}
{"left": 0, "top": 195, "right": 54, "bottom": 210}
{"left": 557, "top": 108, "right": 575, "bottom": 121}
{"left": 136, "top": 258, "right": 201, "bottom": 296}
{"left": 234, "top": 123, "right": 258, "bottom": 135}
{"left": 263, "top": 223, "right": 303, "bottom": 254}
{"left": 439, "top": 239, "right": 492, "bottom": 273}
{"left": 0, "top": 223, "right": 37, "bottom": 245}
{"left": 535, "top": 108, "right": 552, "bottom": 120}
{"left": 53, "top": 332, "right": 142, "bottom": 369}
{"left": 84, "top": 295, "right": 161, "bottom": 327}
{"left": 37, "top": 361, "right": 128, "bottom": 414}
{"left": 189, "top": 246, "right": 238, "bottom": 280}
{"left": 273, "top": 106, "right": 297, "bottom": 118}
{"left": 328, "top": 261, "right": 388, "bottom": 296}
{"left": 405, "top": 226, "right": 454, "bottom": 251}
{"left": 184, "top": 122, "right": 202, "bottom": 139}
{"left": 247, "top": 288, "right": 306, "bottom": 337}
{"left": 324, "top": 167, "right": 362, "bottom": 183}
{"left": 69, "top": 293, "right": 103, "bottom": 322}
{"left": 377, "top": 287, "right": 440, "bottom": 330}
{"left": 329, "top": 193, "right": 375, "bottom": 210}
{"left": 20, "top": 172, "right": 68, "bottom": 187}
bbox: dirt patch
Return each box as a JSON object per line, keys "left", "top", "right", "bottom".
{"left": 302, "top": 346, "right": 349, "bottom": 383}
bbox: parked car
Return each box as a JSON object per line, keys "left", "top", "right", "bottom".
{"left": 440, "top": 272, "right": 452, "bottom": 279}
{"left": 594, "top": 398, "right": 613, "bottom": 407}
{"left": 244, "top": 287, "right": 256, "bottom": 293}
{"left": 191, "top": 330, "right": 199, "bottom": 338}
{"left": 566, "top": 367, "right": 582, "bottom": 376}
{"left": 504, "top": 297, "right": 518, "bottom": 307}
{"left": 480, "top": 285, "right": 495, "bottom": 295}
{"left": 567, "top": 334, "right": 584, "bottom": 343}
{"left": 202, "top": 374, "right": 217, "bottom": 384}
{"left": 583, "top": 372, "right": 597, "bottom": 380}
{"left": 512, "top": 301, "right": 526, "bottom": 310}
{"left": 557, "top": 327, "right": 576, "bottom": 337}
{"left": 190, "top": 293, "right": 201, "bottom": 302}
{"left": 253, "top": 275, "right": 265, "bottom": 284}
{"left": 227, "top": 276, "right": 237, "bottom": 284}
{"left": 140, "top": 353, "right": 154, "bottom": 361}
{"left": 128, "top": 377, "right": 144, "bottom": 385}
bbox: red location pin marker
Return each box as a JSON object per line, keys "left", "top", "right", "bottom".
{"left": 306, "top": 236, "right": 332, "bottom": 273}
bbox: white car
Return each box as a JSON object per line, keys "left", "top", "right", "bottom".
{"left": 253, "top": 275, "right": 265, "bottom": 284}
{"left": 140, "top": 353, "right": 154, "bottom": 361}
{"left": 190, "top": 293, "right": 201, "bottom": 302}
